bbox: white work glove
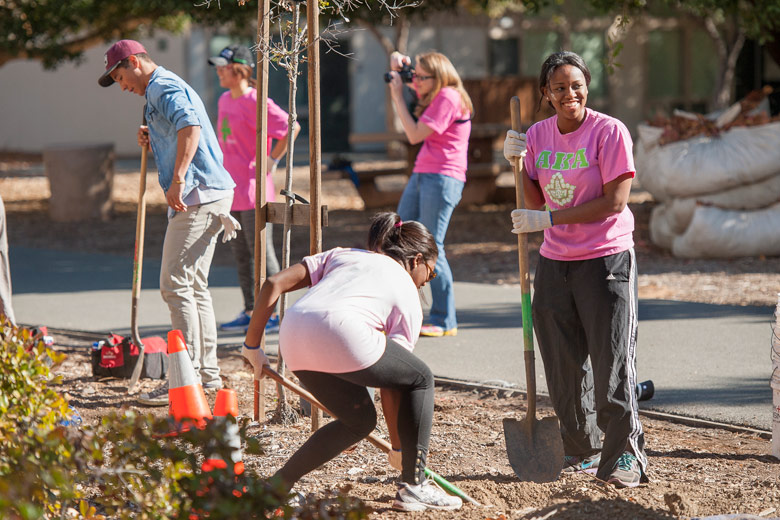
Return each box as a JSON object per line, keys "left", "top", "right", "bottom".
{"left": 268, "top": 158, "right": 280, "bottom": 177}
{"left": 219, "top": 213, "right": 241, "bottom": 243}
{"left": 503, "top": 130, "right": 527, "bottom": 164}
{"left": 511, "top": 208, "right": 554, "bottom": 234}
{"left": 388, "top": 449, "right": 402, "bottom": 471}
{"left": 242, "top": 342, "right": 270, "bottom": 379}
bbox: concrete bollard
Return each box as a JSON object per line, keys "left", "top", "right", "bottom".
{"left": 43, "top": 143, "right": 115, "bottom": 222}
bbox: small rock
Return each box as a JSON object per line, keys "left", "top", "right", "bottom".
{"left": 664, "top": 492, "right": 697, "bottom": 517}
{"left": 347, "top": 467, "right": 363, "bottom": 476}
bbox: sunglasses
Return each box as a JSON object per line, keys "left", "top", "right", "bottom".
{"left": 413, "top": 73, "right": 434, "bottom": 81}
{"left": 425, "top": 263, "right": 437, "bottom": 282}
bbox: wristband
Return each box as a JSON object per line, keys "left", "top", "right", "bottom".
{"left": 549, "top": 211, "right": 554, "bottom": 226}
{"left": 172, "top": 179, "right": 184, "bottom": 185}
{"left": 243, "top": 342, "right": 260, "bottom": 350}
{"left": 271, "top": 157, "right": 281, "bottom": 166}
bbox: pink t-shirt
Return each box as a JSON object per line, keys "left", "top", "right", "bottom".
{"left": 413, "top": 87, "right": 471, "bottom": 182}
{"left": 217, "top": 88, "right": 289, "bottom": 211}
{"left": 279, "top": 248, "right": 423, "bottom": 374}
{"left": 524, "top": 108, "right": 635, "bottom": 261}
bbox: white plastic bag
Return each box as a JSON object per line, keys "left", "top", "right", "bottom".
{"left": 636, "top": 122, "right": 780, "bottom": 201}
{"left": 670, "top": 202, "right": 780, "bottom": 258}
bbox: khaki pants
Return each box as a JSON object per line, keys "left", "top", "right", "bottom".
{"left": 160, "top": 196, "right": 232, "bottom": 386}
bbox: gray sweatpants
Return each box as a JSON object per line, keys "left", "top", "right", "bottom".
{"left": 229, "top": 209, "right": 280, "bottom": 313}
{"left": 532, "top": 248, "right": 646, "bottom": 482}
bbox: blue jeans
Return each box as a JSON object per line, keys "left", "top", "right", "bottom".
{"left": 397, "top": 172, "right": 463, "bottom": 330}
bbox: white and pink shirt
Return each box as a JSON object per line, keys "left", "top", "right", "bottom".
{"left": 217, "top": 88, "right": 289, "bottom": 211}
{"left": 413, "top": 87, "right": 471, "bottom": 182}
{"left": 279, "top": 248, "right": 422, "bottom": 374}
{"left": 524, "top": 108, "right": 635, "bottom": 261}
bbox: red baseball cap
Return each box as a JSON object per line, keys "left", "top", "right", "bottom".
{"left": 98, "top": 39, "right": 148, "bottom": 87}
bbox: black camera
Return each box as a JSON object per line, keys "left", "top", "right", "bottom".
{"left": 384, "top": 64, "right": 415, "bottom": 84}
{"left": 635, "top": 380, "right": 654, "bottom": 401}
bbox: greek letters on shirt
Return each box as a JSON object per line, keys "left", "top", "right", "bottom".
{"left": 534, "top": 148, "right": 590, "bottom": 208}
{"left": 220, "top": 115, "right": 232, "bottom": 144}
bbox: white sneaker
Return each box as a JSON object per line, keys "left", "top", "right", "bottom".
{"left": 392, "top": 479, "right": 463, "bottom": 512}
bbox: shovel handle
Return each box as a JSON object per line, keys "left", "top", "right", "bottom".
{"left": 510, "top": 97, "right": 537, "bottom": 418}
{"left": 260, "top": 366, "right": 482, "bottom": 506}
{"left": 127, "top": 114, "right": 149, "bottom": 394}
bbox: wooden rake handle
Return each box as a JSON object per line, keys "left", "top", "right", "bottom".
{"left": 259, "top": 366, "right": 482, "bottom": 506}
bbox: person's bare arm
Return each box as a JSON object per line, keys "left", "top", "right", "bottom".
{"left": 244, "top": 262, "right": 311, "bottom": 347}
{"left": 549, "top": 173, "right": 633, "bottom": 225}
{"left": 380, "top": 388, "right": 402, "bottom": 450}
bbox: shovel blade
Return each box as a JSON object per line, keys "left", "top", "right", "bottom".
{"left": 503, "top": 416, "right": 565, "bottom": 483}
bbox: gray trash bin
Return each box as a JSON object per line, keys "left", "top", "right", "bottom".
{"left": 44, "top": 143, "right": 115, "bottom": 222}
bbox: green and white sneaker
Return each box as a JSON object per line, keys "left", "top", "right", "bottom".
{"left": 562, "top": 452, "right": 600, "bottom": 474}
{"left": 607, "top": 452, "right": 642, "bottom": 488}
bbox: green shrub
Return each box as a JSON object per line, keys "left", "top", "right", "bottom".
{"left": 0, "top": 320, "right": 370, "bottom": 519}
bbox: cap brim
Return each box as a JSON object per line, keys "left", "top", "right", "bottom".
{"left": 98, "top": 62, "right": 120, "bottom": 87}
{"left": 208, "top": 57, "right": 229, "bottom": 66}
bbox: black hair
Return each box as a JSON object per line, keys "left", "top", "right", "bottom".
{"left": 367, "top": 212, "right": 437, "bottom": 270}
{"left": 537, "top": 51, "right": 591, "bottom": 112}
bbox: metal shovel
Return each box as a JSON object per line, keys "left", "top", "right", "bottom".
{"left": 502, "top": 97, "right": 565, "bottom": 483}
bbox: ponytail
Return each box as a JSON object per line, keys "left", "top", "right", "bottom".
{"left": 368, "top": 212, "right": 437, "bottom": 269}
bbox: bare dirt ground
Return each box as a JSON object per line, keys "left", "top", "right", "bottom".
{"left": 3, "top": 155, "right": 780, "bottom": 518}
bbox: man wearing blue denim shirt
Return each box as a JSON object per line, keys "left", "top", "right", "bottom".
{"left": 99, "top": 40, "right": 237, "bottom": 406}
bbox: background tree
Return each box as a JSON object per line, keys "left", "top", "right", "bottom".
{"left": 0, "top": 0, "right": 255, "bottom": 69}
{"left": 586, "top": 0, "right": 780, "bottom": 109}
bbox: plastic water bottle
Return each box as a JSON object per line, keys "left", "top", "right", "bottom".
{"left": 771, "top": 293, "right": 780, "bottom": 459}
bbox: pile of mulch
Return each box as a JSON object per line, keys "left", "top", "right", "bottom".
{"left": 51, "top": 329, "right": 780, "bottom": 519}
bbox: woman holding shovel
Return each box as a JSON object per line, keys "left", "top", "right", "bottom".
{"left": 241, "top": 212, "right": 462, "bottom": 512}
{"left": 208, "top": 44, "right": 300, "bottom": 334}
{"left": 503, "top": 51, "right": 647, "bottom": 488}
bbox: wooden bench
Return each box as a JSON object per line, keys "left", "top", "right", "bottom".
{"left": 341, "top": 124, "right": 509, "bottom": 208}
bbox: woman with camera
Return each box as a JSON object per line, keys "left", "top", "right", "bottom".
{"left": 387, "top": 51, "right": 472, "bottom": 338}
{"left": 242, "top": 212, "right": 463, "bottom": 512}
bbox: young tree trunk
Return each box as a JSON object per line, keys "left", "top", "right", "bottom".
{"left": 705, "top": 16, "right": 746, "bottom": 111}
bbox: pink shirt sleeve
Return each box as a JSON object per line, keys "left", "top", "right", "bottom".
{"left": 301, "top": 250, "right": 334, "bottom": 287}
{"left": 597, "top": 121, "right": 636, "bottom": 183}
{"left": 419, "top": 90, "right": 461, "bottom": 134}
{"left": 267, "top": 98, "right": 290, "bottom": 140}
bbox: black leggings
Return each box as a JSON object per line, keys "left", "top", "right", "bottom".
{"left": 275, "top": 339, "right": 434, "bottom": 487}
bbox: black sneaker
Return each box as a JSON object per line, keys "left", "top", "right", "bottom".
{"left": 607, "top": 452, "right": 641, "bottom": 488}
{"left": 562, "top": 452, "right": 600, "bottom": 474}
{"left": 137, "top": 381, "right": 168, "bottom": 406}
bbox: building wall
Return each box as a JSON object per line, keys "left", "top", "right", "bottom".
{"left": 0, "top": 32, "right": 191, "bottom": 156}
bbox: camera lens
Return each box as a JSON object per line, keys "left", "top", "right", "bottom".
{"left": 383, "top": 72, "right": 393, "bottom": 83}
{"left": 636, "top": 380, "right": 654, "bottom": 401}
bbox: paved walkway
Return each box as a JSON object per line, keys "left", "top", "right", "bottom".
{"left": 11, "top": 246, "right": 775, "bottom": 431}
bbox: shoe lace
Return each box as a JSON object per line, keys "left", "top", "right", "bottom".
{"left": 615, "top": 452, "right": 637, "bottom": 471}
{"left": 148, "top": 382, "right": 169, "bottom": 398}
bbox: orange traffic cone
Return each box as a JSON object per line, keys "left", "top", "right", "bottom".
{"left": 167, "top": 329, "right": 212, "bottom": 432}
{"left": 202, "top": 388, "right": 244, "bottom": 476}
